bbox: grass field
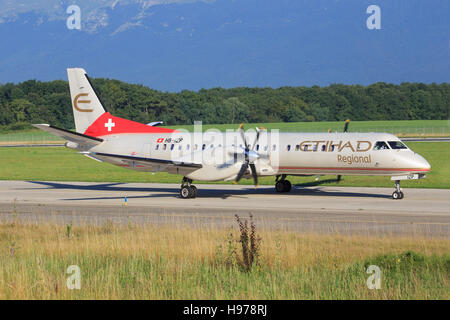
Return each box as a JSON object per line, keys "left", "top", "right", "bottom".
{"left": 0, "top": 130, "right": 64, "bottom": 145}
{"left": 0, "top": 220, "right": 448, "bottom": 299}
{"left": 168, "top": 120, "right": 450, "bottom": 137}
{"left": 0, "top": 142, "right": 448, "bottom": 188}
{"left": 0, "top": 120, "right": 449, "bottom": 145}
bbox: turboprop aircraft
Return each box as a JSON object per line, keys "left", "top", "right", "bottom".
{"left": 34, "top": 68, "right": 431, "bottom": 199}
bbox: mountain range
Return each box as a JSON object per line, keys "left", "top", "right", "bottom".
{"left": 0, "top": 0, "right": 448, "bottom": 91}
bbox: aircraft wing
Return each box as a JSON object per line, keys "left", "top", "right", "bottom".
{"left": 32, "top": 124, "right": 103, "bottom": 148}
{"left": 92, "top": 152, "right": 202, "bottom": 174}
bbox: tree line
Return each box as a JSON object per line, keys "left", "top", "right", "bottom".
{"left": 0, "top": 79, "right": 448, "bottom": 131}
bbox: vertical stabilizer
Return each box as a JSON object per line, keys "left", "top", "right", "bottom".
{"left": 67, "top": 68, "right": 106, "bottom": 134}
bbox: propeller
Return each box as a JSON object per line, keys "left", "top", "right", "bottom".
{"left": 231, "top": 124, "right": 267, "bottom": 187}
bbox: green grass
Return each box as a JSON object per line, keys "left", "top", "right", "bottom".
{"left": 0, "top": 120, "right": 449, "bottom": 145}
{"left": 0, "top": 142, "right": 448, "bottom": 188}
{"left": 0, "top": 222, "right": 448, "bottom": 299}
{"left": 0, "top": 130, "right": 64, "bottom": 144}
{"left": 167, "top": 120, "right": 450, "bottom": 137}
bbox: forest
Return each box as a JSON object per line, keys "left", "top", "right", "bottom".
{"left": 0, "top": 78, "right": 448, "bottom": 131}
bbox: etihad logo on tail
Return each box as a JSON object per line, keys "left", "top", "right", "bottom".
{"left": 74, "top": 93, "right": 93, "bottom": 112}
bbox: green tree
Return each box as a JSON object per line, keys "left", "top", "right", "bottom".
{"left": 10, "top": 99, "right": 34, "bottom": 122}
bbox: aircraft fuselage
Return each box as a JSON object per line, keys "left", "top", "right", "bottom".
{"left": 87, "top": 131, "right": 430, "bottom": 181}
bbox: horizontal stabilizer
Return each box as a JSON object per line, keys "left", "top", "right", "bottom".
{"left": 32, "top": 124, "right": 103, "bottom": 148}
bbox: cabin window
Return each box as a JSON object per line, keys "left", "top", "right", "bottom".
{"left": 256, "top": 145, "right": 260, "bottom": 151}
{"left": 295, "top": 145, "right": 300, "bottom": 151}
{"left": 202, "top": 144, "right": 206, "bottom": 150}
{"left": 373, "top": 141, "right": 390, "bottom": 150}
{"left": 210, "top": 144, "right": 214, "bottom": 149}
{"left": 170, "top": 144, "right": 174, "bottom": 151}
{"left": 162, "top": 144, "right": 167, "bottom": 151}
{"left": 388, "top": 141, "right": 408, "bottom": 150}
{"left": 287, "top": 145, "right": 291, "bottom": 151}
{"left": 303, "top": 145, "right": 308, "bottom": 151}
{"left": 264, "top": 145, "right": 268, "bottom": 152}
{"left": 194, "top": 144, "right": 198, "bottom": 151}
{"left": 272, "top": 144, "right": 277, "bottom": 151}
{"left": 178, "top": 145, "right": 182, "bottom": 151}
{"left": 321, "top": 145, "right": 326, "bottom": 151}
{"left": 155, "top": 144, "right": 159, "bottom": 151}
{"left": 186, "top": 144, "right": 190, "bottom": 151}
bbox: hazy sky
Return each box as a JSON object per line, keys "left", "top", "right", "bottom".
{"left": 0, "top": 0, "right": 448, "bottom": 91}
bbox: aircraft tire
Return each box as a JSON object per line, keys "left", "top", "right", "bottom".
{"left": 275, "top": 181, "right": 285, "bottom": 193}
{"left": 180, "top": 186, "right": 193, "bottom": 199}
{"left": 392, "top": 191, "right": 401, "bottom": 200}
{"left": 283, "top": 180, "right": 292, "bottom": 192}
{"left": 191, "top": 186, "right": 198, "bottom": 198}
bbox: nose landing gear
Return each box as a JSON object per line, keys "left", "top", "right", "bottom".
{"left": 392, "top": 180, "right": 404, "bottom": 200}
{"left": 275, "top": 175, "right": 292, "bottom": 193}
{"left": 180, "top": 177, "right": 197, "bottom": 199}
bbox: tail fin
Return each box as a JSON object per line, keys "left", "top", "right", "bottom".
{"left": 67, "top": 68, "right": 106, "bottom": 134}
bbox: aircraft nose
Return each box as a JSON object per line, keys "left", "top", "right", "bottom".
{"left": 414, "top": 153, "right": 431, "bottom": 171}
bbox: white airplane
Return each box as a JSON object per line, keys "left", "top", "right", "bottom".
{"left": 34, "top": 68, "right": 431, "bottom": 200}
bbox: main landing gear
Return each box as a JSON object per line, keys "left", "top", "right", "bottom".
{"left": 392, "top": 180, "right": 404, "bottom": 200}
{"left": 180, "top": 177, "right": 198, "bottom": 199}
{"left": 275, "top": 175, "right": 292, "bottom": 193}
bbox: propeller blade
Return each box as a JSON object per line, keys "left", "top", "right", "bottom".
{"left": 234, "top": 162, "right": 249, "bottom": 184}
{"left": 238, "top": 123, "right": 248, "bottom": 151}
{"left": 343, "top": 119, "right": 350, "bottom": 133}
{"left": 249, "top": 163, "right": 258, "bottom": 187}
{"left": 250, "top": 128, "right": 261, "bottom": 150}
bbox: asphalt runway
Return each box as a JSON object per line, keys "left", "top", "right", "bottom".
{"left": 1, "top": 180, "right": 449, "bottom": 237}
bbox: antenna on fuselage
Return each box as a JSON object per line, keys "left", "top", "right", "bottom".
{"left": 343, "top": 119, "right": 350, "bottom": 133}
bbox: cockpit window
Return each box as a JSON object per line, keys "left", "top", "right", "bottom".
{"left": 388, "top": 141, "right": 408, "bottom": 149}
{"left": 373, "top": 141, "right": 390, "bottom": 150}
